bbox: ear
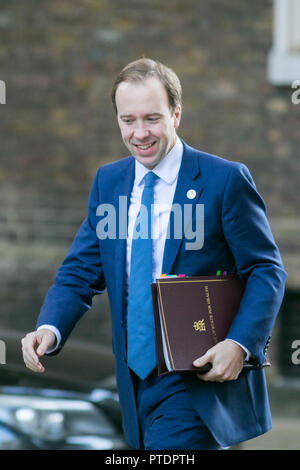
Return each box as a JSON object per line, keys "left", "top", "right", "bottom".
{"left": 173, "top": 105, "right": 182, "bottom": 129}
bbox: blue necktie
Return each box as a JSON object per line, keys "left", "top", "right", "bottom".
{"left": 127, "top": 171, "right": 159, "bottom": 379}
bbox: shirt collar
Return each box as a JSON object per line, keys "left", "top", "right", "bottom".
{"left": 135, "top": 136, "right": 183, "bottom": 186}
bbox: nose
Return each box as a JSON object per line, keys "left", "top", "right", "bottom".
{"left": 133, "top": 122, "right": 150, "bottom": 141}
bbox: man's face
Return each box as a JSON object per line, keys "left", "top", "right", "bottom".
{"left": 115, "top": 77, "right": 181, "bottom": 169}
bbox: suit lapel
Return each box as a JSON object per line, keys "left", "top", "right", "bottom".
{"left": 114, "top": 157, "right": 135, "bottom": 315}
{"left": 162, "top": 142, "right": 203, "bottom": 275}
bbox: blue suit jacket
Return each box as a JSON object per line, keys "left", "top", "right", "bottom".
{"left": 37, "top": 141, "right": 287, "bottom": 448}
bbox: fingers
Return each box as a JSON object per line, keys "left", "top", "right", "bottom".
{"left": 196, "top": 363, "right": 240, "bottom": 382}
{"left": 21, "top": 332, "right": 44, "bottom": 372}
{"left": 193, "top": 341, "right": 244, "bottom": 382}
{"left": 21, "top": 330, "right": 55, "bottom": 373}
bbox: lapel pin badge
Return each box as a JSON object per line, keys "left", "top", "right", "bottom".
{"left": 187, "top": 189, "right": 196, "bottom": 200}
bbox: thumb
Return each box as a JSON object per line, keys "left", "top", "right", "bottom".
{"left": 193, "top": 350, "right": 212, "bottom": 368}
{"left": 36, "top": 333, "right": 52, "bottom": 356}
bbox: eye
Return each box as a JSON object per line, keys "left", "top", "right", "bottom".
{"left": 121, "top": 118, "right": 134, "bottom": 124}
{"left": 148, "top": 116, "right": 160, "bottom": 122}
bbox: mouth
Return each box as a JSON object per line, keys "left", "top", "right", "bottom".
{"left": 133, "top": 141, "right": 157, "bottom": 152}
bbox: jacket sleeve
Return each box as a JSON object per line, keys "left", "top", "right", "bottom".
{"left": 36, "top": 168, "right": 106, "bottom": 351}
{"left": 221, "top": 163, "right": 287, "bottom": 365}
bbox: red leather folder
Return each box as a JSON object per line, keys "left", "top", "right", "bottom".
{"left": 151, "top": 274, "right": 270, "bottom": 375}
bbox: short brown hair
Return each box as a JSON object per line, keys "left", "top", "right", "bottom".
{"left": 111, "top": 58, "right": 182, "bottom": 114}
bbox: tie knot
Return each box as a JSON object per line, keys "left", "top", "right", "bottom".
{"left": 144, "top": 171, "right": 158, "bottom": 188}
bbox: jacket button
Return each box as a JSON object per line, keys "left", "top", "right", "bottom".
{"left": 123, "top": 356, "right": 127, "bottom": 364}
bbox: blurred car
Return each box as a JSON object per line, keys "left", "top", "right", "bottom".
{"left": 0, "top": 330, "right": 129, "bottom": 450}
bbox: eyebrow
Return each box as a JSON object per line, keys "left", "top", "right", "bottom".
{"left": 119, "top": 112, "right": 163, "bottom": 118}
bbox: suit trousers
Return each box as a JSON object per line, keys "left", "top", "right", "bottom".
{"left": 131, "top": 369, "right": 221, "bottom": 450}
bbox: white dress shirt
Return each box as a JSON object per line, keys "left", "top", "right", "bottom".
{"left": 39, "top": 135, "right": 250, "bottom": 359}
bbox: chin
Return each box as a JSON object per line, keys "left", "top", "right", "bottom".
{"left": 132, "top": 153, "right": 156, "bottom": 168}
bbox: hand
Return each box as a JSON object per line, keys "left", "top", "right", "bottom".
{"left": 21, "top": 329, "right": 56, "bottom": 373}
{"left": 193, "top": 339, "right": 244, "bottom": 382}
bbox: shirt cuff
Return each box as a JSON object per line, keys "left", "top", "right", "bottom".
{"left": 226, "top": 339, "right": 251, "bottom": 361}
{"left": 37, "top": 325, "right": 61, "bottom": 354}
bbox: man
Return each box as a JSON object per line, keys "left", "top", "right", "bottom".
{"left": 22, "top": 58, "right": 287, "bottom": 450}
